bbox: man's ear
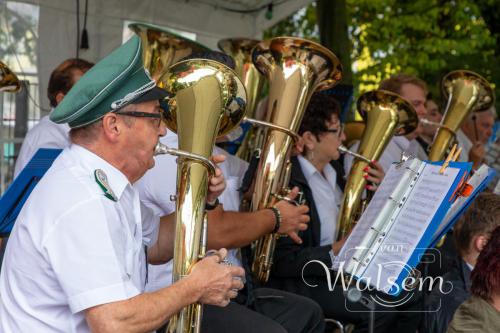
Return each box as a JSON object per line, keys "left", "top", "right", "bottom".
{"left": 55, "top": 92, "right": 65, "bottom": 106}
{"left": 101, "top": 113, "right": 120, "bottom": 141}
{"left": 473, "top": 234, "right": 489, "bottom": 252}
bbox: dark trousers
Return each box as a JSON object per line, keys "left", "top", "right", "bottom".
{"left": 158, "top": 288, "right": 325, "bottom": 333}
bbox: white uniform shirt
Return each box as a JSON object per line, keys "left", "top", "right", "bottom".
{"left": 136, "top": 132, "right": 248, "bottom": 292}
{"left": 0, "top": 144, "right": 159, "bottom": 333}
{"left": 344, "top": 136, "right": 428, "bottom": 174}
{"left": 456, "top": 129, "right": 473, "bottom": 162}
{"left": 297, "top": 155, "right": 342, "bottom": 246}
{"left": 14, "top": 112, "right": 70, "bottom": 177}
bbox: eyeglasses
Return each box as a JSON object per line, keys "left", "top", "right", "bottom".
{"left": 324, "top": 123, "right": 344, "bottom": 138}
{"left": 114, "top": 110, "right": 165, "bottom": 128}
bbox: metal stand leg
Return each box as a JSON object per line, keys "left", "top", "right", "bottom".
{"left": 345, "top": 287, "right": 375, "bottom": 333}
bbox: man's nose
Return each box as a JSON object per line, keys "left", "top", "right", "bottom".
{"left": 159, "top": 122, "right": 167, "bottom": 137}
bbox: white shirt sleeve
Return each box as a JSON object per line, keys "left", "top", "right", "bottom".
{"left": 42, "top": 197, "right": 141, "bottom": 314}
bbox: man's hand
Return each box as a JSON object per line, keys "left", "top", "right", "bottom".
{"left": 331, "top": 235, "right": 349, "bottom": 255}
{"left": 364, "top": 160, "right": 385, "bottom": 191}
{"left": 188, "top": 249, "right": 245, "bottom": 307}
{"left": 207, "top": 154, "right": 226, "bottom": 204}
{"left": 469, "top": 141, "right": 486, "bottom": 169}
{"left": 274, "top": 187, "right": 310, "bottom": 244}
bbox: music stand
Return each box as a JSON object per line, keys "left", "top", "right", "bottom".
{"left": 0, "top": 148, "right": 62, "bottom": 235}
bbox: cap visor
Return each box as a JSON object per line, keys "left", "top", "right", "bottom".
{"left": 131, "top": 86, "right": 169, "bottom": 104}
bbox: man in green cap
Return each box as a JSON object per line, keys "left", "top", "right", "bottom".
{"left": 0, "top": 35, "right": 244, "bottom": 332}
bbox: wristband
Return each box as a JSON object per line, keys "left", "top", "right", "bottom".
{"left": 205, "top": 198, "right": 220, "bottom": 211}
{"left": 269, "top": 206, "right": 282, "bottom": 233}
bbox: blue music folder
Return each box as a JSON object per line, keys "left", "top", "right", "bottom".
{"left": 0, "top": 148, "right": 62, "bottom": 234}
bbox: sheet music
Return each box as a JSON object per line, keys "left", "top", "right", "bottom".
{"left": 433, "top": 164, "right": 493, "bottom": 243}
{"left": 360, "top": 163, "right": 460, "bottom": 294}
{"left": 494, "top": 177, "right": 500, "bottom": 195}
{"left": 332, "top": 159, "right": 419, "bottom": 272}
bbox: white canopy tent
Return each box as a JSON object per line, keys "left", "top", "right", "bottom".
{"left": 17, "top": 0, "right": 313, "bottom": 112}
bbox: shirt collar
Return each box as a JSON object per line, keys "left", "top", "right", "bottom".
{"left": 297, "top": 154, "right": 338, "bottom": 187}
{"left": 297, "top": 154, "right": 318, "bottom": 180}
{"left": 68, "top": 144, "right": 131, "bottom": 200}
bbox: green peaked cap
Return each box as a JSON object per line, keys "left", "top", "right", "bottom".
{"left": 51, "top": 35, "right": 165, "bottom": 128}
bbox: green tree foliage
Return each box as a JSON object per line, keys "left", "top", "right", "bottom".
{"left": 264, "top": 3, "right": 319, "bottom": 41}
{"left": 265, "top": 0, "right": 498, "bottom": 109}
{"left": 0, "top": 4, "right": 38, "bottom": 65}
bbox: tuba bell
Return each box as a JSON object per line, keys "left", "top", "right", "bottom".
{"left": 335, "top": 90, "right": 418, "bottom": 241}
{"left": 250, "top": 37, "right": 342, "bottom": 283}
{"left": 129, "top": 22, "right": 210, "bottom": 80}
{"left": 218, "top": 38, "right": 265, "bottom": 161}
{"left": 0, "top": 61, "right": 21, "bottom": 93}
{"left": 428, "top": 70, "right": 495, "bottom": 161}
{"left": 161, "top": 59, "right": 246, "bottom": 333}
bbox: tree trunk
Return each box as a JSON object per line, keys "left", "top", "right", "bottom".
{"left": 316, "top": 0, "right": 352, "bottom": 85}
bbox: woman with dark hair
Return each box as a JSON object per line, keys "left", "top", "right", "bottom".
{"left": 267, "top": 93, "right": 395, "bottom": 332}
{"left": 447, "top": 225, "right": 500, "bottom": 333}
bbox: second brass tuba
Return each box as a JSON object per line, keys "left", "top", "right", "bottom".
{"left": 218, "top": 38, "right": 265, "bottom": 161}
{"left": 129, "top": 22, "right": 210, "bottom": 80}
{"left": 335, "top": 90, "right": 418, "bottom": 241}
{"left": 428, "top": 70, "right": 495, "bottom": 162}
{"left": 250, "top": 37, "right": 342, "bottom": 283}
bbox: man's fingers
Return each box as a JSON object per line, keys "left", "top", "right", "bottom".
{"left": 298, "top": 223, "right": 308, "bottom": 231}
{"left": 299, "top": 214, "right": 310, "bottom": 223}
{"left": 229, "top": 266, "right": 245, "bottom": 279}
{"left": 231, "top": 278, "right": 244, "bottom": 290}
{"left": 297, "top": 204, "right": 309, "bottom": 214}
{"left": 288, "top": 231, "right": 303, "bottom": 244}
{"left": 217, "top": 248, "right": 228, "bottom": 261}
{"left": 286, "top": 186, "right": 299, "bottom": 200}
{"left": 210, "top": 154, "right": 226, "bottom": 164}
{"left": 227, "top": 290, "right": 238, "bottom": 299}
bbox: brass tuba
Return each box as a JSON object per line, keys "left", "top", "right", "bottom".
{"left": 129, "top": 22, "right": 210, "bottom": 80}
{"left": 250, "top": 37, "right": 342, "bottom": 283}
{"left": 0, "top": 61, "right": 21, "bottom": 93}
{"left": 335, "top": 90, "right": 418, "bottom": 241}
{"left": 218, "top": 38, "right": 265, "bottom": 161}
{"left": 428, "top": 70, "right": 495, "bottom": 161}
{"left": 158, "top": 59, "right": 246, "bottom": 333}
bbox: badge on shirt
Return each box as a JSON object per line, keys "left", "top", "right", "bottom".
{"left": 94, "top": 169, "right": 117, "bottom": 202}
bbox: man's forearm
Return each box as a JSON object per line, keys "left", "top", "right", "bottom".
{"left": 207, "top": 207, "right": 275, "bottom": 249}
{"left": 86, "top": 277, "right": 200, "bottom": 333}
{"left": 148, "top": 213, "right": 176, "bottom": 264}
